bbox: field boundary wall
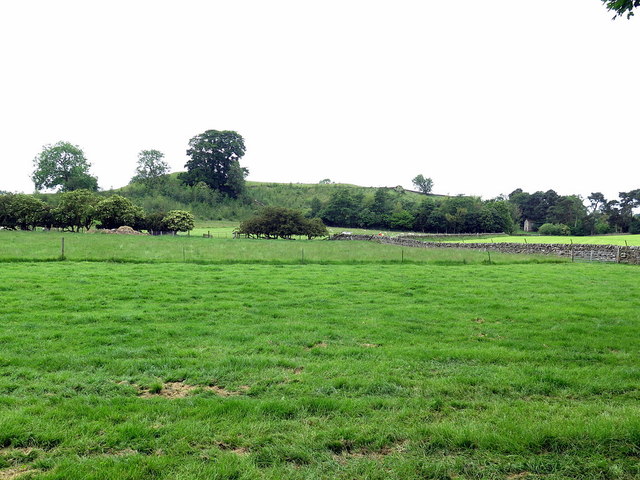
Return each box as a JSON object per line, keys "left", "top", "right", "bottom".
{"left": 329, "top": 234, "right": 640, "bottom": 264}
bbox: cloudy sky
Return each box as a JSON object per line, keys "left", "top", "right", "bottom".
{"left": 0, "top": 1, "right": 637, "bottom": 200}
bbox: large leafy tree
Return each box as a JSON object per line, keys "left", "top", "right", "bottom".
{"left": 32, "top": 141, "right": 98, "bottom": 192}
{"left": 179, "top": 130, "right": 248, "bottom": 197}
{"left": 132, "top": 149, "right": 170, "bottom": 188}
{"left": 412, "top": 174, "right": 434, "bottom": 194}
{"left": 602, "top": 0, "right": 639, "bottom": 18}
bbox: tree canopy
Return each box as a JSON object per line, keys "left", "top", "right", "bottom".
{"left": 132, "top": 150, "right": 170, "bottom": 188}
{"left": 412, "top": 174, "right": 433, "bottom": 194}
{"left": 179, "top": 130, "right": 248, "bottom": 197}
{"left": 32, "top": 142, "right": 98, "bottom": 192}
{"left": 237, "top": 207, "right": 328, "bottom": 239}
{"left": 602, "top": 0, "right": 639, "bottom": 18}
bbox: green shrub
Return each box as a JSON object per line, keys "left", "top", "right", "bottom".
{"left": 538, "top": 223, "right": 571, "bottom": 236}
{"left": 163, "top": 210, "right": 195, "bottom": 233}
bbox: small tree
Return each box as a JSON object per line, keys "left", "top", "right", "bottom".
{"left": 0, "top": 194, "right": 50, "bottom": 230}
{"left": 132, "top": 150, "right": 170, "bottom": 188}
{"left": 32, "top": 142, "right": 98, "bottom": 192}
{"left": 163, "top": 210, "right": 195, "bottom": 233}
{"left": 412, "top": 174, "right": 433, "bottom": 194}
{"left": 11, "top": 195, "right": 50, "bottom": 230}
{"left": 302, "top": 217, "right": 329, "bottom": 239}
{"left": 141, "top": 211, "right": 169, "bottom": 235}
{"left": 53, "top": 189, "right": 99, "bottom": 232}
{"left": 95, "top": 195, "right": 144, "bottom": 230}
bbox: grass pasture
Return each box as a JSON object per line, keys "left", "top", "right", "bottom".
{"left": 0, "top": 231, "right": 564, "bottom": 265}
{"left": 0, "top": 232, "right": 638, "bottom": 479}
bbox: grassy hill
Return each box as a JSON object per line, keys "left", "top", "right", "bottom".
{"left": 112, "top": 175, "right": 438, "bottom": 221}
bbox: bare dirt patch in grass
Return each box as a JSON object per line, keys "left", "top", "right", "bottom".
{"left": 360, "top": 343, "right": 380, "bottom": 348}
{"left": 106, "top": 448, "right": 138, "bottom": 456}
{"left": 0, "top": 467, "right": 38, "bottom": 479}
{"left": 332, "top": 441, "right": 407, "bottom": 464}
{"left": 216, "top": 443, "right": 249, "bottom": 456}
{"left": 0, "top": 448, "right": 35, "bottom": 456}
{"left": 306, "top": 342, "right": 328, "bottom": 350}
{"left": 122, "top": 381, "right": 249, "bottom": 398}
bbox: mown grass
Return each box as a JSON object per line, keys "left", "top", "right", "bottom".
{"left": 0, "top": 231, "right": 564, "bottom": 265}
{"left": 457, "top": 234, "right": 640, "bottom": 246}
{"left": 0, "top": 261, "right": 638, "bottom": 479}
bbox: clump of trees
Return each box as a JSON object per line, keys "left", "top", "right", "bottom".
{"left": 0, "top": 191, "right": 194, "bottom": 234}
{"left": 509, "top": 188, "right": 640, "bottom": 235}
{"left": 237, "top": 207, "right": 328, "bottom": 239}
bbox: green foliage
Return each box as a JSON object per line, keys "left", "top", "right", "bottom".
{"left": 132, "top": 149, "right": 170, "bottom": 188}
{"left": 538, "top": 223, "right": 571, "bottom": 236}
{"left": 0, "top": 194, "right": 50, "bottom": 230}
{"left": 411, "top": 174, "right": 434, "bottom": 194}
{"left": 52, "top": 189, "right": 98, "bottom": 232}
{"left": 163, "top": 210, "right": 195, "bottom": 233}
{"left": 602, "top": 0, "right": 639, "bottom": 18}
{"left": 321, "top": 189, "right": 364, "bottom": 227}
{"left": 303, "top": 217, "right": 329, "bottom": 239}
{"left": 180, "top": 130, "right": 248, "bottom": 198}
{"left": 31, "top": 141, "right": 98, "bottom": 192}
{"left": 238, "top": 206, "right": 328, "bottom": 239}
{"left": 389, "top": 210, "right": 414, "bottom": 230}
{"left": 142, "top": 211, "right": 170, "bottom": 235}
{"left": 95, "top": 195, "right": 144, "bottom": 230}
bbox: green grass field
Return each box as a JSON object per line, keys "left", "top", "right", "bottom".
{"left": 0, "top": 231, "right": 563, "bottom": 265}
{"left": 0, "top": 233, "right": 638, "bottom": 479}
{"left": 457, "top": 234, "right": 640, "bottom": 246}
{"left": 185, "top": 221, "right": 439, "bottom": 239}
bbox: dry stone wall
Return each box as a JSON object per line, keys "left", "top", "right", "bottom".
{"left": 329, "top": 234, "right": 640, "bottom": 264}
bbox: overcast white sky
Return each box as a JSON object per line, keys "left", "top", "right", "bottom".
{"left": 0, "top": 1, "right": 637, "bottom": 200}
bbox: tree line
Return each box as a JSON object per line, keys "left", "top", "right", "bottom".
{"left": 508, "top": 189, "right": 640, "bottom": 235}
{"left": 312, "top": 188, "right": 517, "bottom": 234}
{"left": 0, "top": 190, "right": 194, "bottom": 234}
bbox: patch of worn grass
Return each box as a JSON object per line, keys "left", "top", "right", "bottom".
{"left": 0, "top": 261, "right": 638, "bottom": 478}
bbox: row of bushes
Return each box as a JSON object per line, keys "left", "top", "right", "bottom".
{"left": 0, "top": 191, "right": 194, "bottom": 234}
